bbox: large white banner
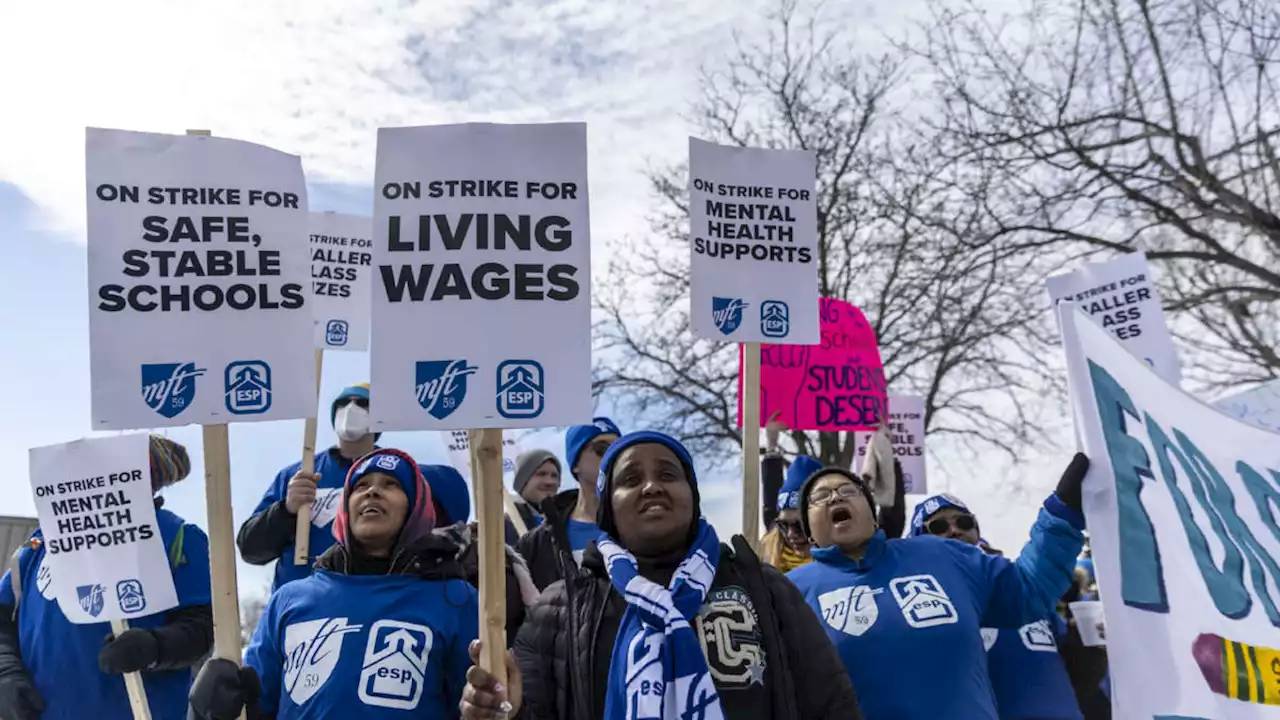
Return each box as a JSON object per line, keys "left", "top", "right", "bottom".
{"left": 688, "top": 138, "right": 819, "bottom": 344}
{"left": 370, "top": 123, "right": 593, "bottom": 430}
{"left": 87, "top": 128, "right": 314, "bottom": 429}
{"left": 854, "top": 395, "right": 927, "bottom": 494}
{"left": 1216, "top": 380, "right": 1280, "bottom": 435}
{"left": 1047, "top": 251, "right": 1181, "bottom": 385}
{"left": 310, "top": 212, "right": 373, "bottom": 351}
{"left": 29, "top": 434, "right": 177, "bottom": 623}
{"left": 1062, "top": 303, "right": 1280, "bottom": 719}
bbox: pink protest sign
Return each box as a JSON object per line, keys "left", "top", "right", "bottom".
{"left": 739, "top": 297, "right": 887, "bottom": 431}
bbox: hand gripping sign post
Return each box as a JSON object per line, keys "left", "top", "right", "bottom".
{"left": 371, "top": 123, "right": 593, "bottom": 684}
{"left": 86, "top": 128, "right": 314, "bottom": 707}
{"left": 689, "top": 138, "right": 819, "bottom": 548}
{"left": 28, "top": 434, "right": 176, "bottom": 719}
{"left": 294, "top": 212, "right": 374, "bottom": 565}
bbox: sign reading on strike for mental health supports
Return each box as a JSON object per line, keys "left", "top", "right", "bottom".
{"left": 86, "top": 128, "right": 315, "bottom": 429}
{"left": 741, "top": 297, "right": 886, "bottom": 431}
{"left": 1047, "top": 251, "right": 1181, "bottom": 385}
{"left": 688, "top": 138, "right": 819, "bottom": 344}
{"left": 370, "top": 123, "right": 593, "bottom": 430}
{"left": 28, "top": 434, "right": 177, "bottom": 624}
{"left": 311, "top": 212, "right": 374, "bottom": 351}
{"left": 855, "top": 396, "right": 927, "bottom": 494}
{"left": 1061, "top": 303, "right": 1280, "bottom": 719}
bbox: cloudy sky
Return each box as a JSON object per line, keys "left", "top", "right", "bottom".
{"left": 0, "top": 0, "right": 1071, "bottom": 598}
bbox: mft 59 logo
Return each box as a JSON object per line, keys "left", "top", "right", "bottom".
{"left": 415, "top": 360, "right": 477, "bottom": 420}
{"left": 141, "top": 362, "right": 206, "bottom": 418}
{"left": 712, "top": 297, "right": 748, "bottom": 335}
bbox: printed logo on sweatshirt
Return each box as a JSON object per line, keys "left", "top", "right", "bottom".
{"left": 283, "top": 618, "right": 364, "bottom": 705}
{"left": 818, "top": 585, "right": 882, "bottom": 637}
{"left": 36, "top": 557, "right": 55, "bottom": 600}
{"left": 695, "top": 586, "right": 767, "bottom": 686}
{"left": 311, "top": 488, "right": 344, "bottom": 528}
{"left": 890, "top": 574, "right": 958, "bottom": 628}
{"left": 981, "top": 628, "right": 999, "bottom": 651}
{"left": 1018, "top": 620, "right": 1058, "bottom": 652}
{"left": 359, "top": 620, "right": 434, "bottom": 710}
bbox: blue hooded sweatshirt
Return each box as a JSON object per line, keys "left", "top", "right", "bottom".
{"left": 0, "top": 509, "right": 211, "bottom": 720}
{"left": 243, "top": 449, "right": 478, "bottom": 719}
{"left": 984, "top": 614, "right": 1082, "bottom": 719}
{"left": 252, "top": 448, "right": 357, "bottom": 590}
{"left": 787, "top": 496, "right": 1084, "bottom": 720}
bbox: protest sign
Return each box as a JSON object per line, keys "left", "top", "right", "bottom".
{"left": 743, "top": 297, "right": 886, "bottom": 431}
{"left": 1215, "top": 380, "right": 1280, "bottom": 435}
{"left": 369, "top": 123, "right": 592, "bottom": 430}
{"left": 855, "top": 395, "right": 926, "bottom": 493}
{"left": 86, "top": 128, "right": 314, "bottom": 429}
{"left": 443, "top": 429, "right": 520, "bottom": 487}
{"left": 688, "top": 138, "right": 819, "bottom": 344}
{"left": 1062, "top": 302, "right": 1280, "bottom": 719}
{"left": 28, "top": 434, "right": 177, "bottom": 624}
{"left": 310, "top": 212, "right": 373, "bottom": 351}
{"left": 1047, "top": 252, "right": 1181, "bottom": 385}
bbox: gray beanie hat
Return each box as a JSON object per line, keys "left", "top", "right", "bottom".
{"left": 514, "top": 449, "right": 561, "bottom": 497}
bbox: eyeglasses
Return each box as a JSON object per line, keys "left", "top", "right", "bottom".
{"left": 926, "top": 514, "right": 977, "bottom": 536}
{"left": 776, "top": 519, "right": 804, "bottom": 534}
{"left": 808, "top": 483, "right": 864, "bottom": 507}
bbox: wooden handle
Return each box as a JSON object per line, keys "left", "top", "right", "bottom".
{"left": 742, "top": 342, "right": 762, "bottom": 549}
{"left": 294, "top": 348, "right": 325, "bottom": 565}
{"left": 111, "top": 619, "right": 153, "bottom": 719}
{"left": 503, "top": 492, "right": 529, "bottom": 537}
{"left": 469, "top": 429, "right": 508, "bottom": 687}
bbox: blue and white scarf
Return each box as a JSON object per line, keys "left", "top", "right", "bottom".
{"left": 598, "top": 519, "right": 726, "bottom": 720}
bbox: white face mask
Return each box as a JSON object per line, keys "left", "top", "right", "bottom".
{"left": 334, "top": 404, "right": 371, "bottom": 442}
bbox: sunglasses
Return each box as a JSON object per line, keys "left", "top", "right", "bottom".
{"left": 776, "top": 518, "right": 804, "bottom": 534}
{"left": 337, "top": 397, "right": 369, "bottom": 410}
{"left": 925, "top": 513, "right": 977, "bottom": 536}
{"left": 808, "top": 483, "right": 864, "bottom": 507}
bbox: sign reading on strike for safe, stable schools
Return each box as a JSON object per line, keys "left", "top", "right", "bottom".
{"left": 1060, "top": 304, "right": 1280, "bottom": 719}
{"left": 1046, "top": 252, "right": 1181, "bottom": 385}
{"left": 854, "top": 395, "right": 927, "bottom": 494}
{"left": 688, "top": 138, "right": 820, "bottom": 344}
{"left": 311, "top": 212, "right": 373, "bottom": 351}
{"left": 28, "top": 433, "right": 177, "bottom": 624}
{"left": 86, "top": 128, "right": 315, "bottom": 429}
{"left": 370, "top": 123, "right": 593, "bottom": 430}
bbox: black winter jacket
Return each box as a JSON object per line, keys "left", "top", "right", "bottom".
{"left": 516, "top": 490, "right": 582, "bottom": 592}
{"left": 511, "top": 537, "right": 861, "bottom": 720}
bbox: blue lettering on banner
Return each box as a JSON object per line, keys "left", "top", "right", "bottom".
{"left": 711, "top": 297, "right": 747, "bottom": 335}
{"left": 760, "top": 300, "right": 789, "bottom": 338}
{"left": 116, "top": 578, "right": 147, "bottom": 614}
{"left": 225, "top": 360, "right": 273, "bottom": 414}
{"left": 141, "top": 362, "right": 206, "bottom": 418}
{"left": 496, "top": 360, "right": 544, "bottom": 419}
{"left": 325, "top": 319, "right": 349, "bottom": 347}
{"left": 415, "top": 360, "right": 476, "bottom": 420}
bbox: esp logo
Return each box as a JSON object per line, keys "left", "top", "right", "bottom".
{"left": 325, "top": 319, "right": 349, "bottom": 347}
{"left": 225, "top": 361, "right": 273, "bottom": 414}
{"left": 496, "top": 360, "right": 545, "bottom": 419}
{"left": 760, "top": 300, "right": 790, "bottom": 338}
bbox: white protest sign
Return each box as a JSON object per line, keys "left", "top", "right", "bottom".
{"left": 370, "top": 123, "right": 592, "bottom": 430}
{"left": 310, "top": 212, "right": 373, "bottom": 351}
{"left": 688, "top": 138, "right": 819, "bottom": 344}
{"left": 1215, "top": 380, "right": 1280, "bottom": 435}
{"left": 1061, "top": 303, "right": 1280, "bottom": 719}
{"left": 1047, "top": 252, "right": 1181, "bottom": 385}
{"left": 443, "top": 430, "right": 521, "bottom": 488}
{"left": 854, "top": 395, "right": 927, "bottom": 494}
{"left": 28, "top": 434, "right": 177, "bottom": 624}
{"left": 87, "top": 128, "right": 314, "bottom": 429}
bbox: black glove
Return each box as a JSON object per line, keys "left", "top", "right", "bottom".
{"left": 99, "top": 628, "right": 160, "bottom": 674}
{"left": 189, "top": 658, "right": 262, "bottom": 720}
{"left": 1055, "top": 453, "right": 1090, "bottom": 513}
{"left": 0, "top": 674, "right": 45, "bottom": 720}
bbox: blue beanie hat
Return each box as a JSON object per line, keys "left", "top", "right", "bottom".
{"left": 419, "top": 464, "right": 470, "bottom": 526}
{"left": 565, "top": 417, "right": 622, "bottom": 479}
{"left": 777, "top": 455, "right": 823, "bottom": 511}
{"left": 346, "top": 450, "right": 419, "bottom": 510}
{"left": 595, "top": 430, "right": 699, "bottom": 539}
{"left": 910, "top": 493, "right": 972, "bottom": 537}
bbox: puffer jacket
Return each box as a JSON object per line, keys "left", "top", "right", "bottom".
{"left": 516, "top": 490, "right": 582, "bottom": 591}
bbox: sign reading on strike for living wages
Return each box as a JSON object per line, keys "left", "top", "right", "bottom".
{"left": 688, "top": 138, "right": 820, "bottom": 344}
{"left": 1047, "top": 251, "right": 1181, "bottom": 385}
{"left": 311, "top": 212, "right": 374, "bottom": 351}
{"left": 86, "top": 128, "right": 315, "bottom": 430}
{"left": 28, "top": 434, "right": 177, "bottom": 624}
{"left": 855, "top": 396, "right": 927, "bottom": 494}
{"left": 1061, "top": 303, "right": 1280, "bottom": 719}
{"left": 741, "top": 297, "right": 886, "bottom": 431}
{"left": 370, "top": 123, "right": 593, "bottom": 430}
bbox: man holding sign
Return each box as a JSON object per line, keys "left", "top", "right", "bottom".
{"left": 0, "top": 435, "right": 213, "bottom": 720}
